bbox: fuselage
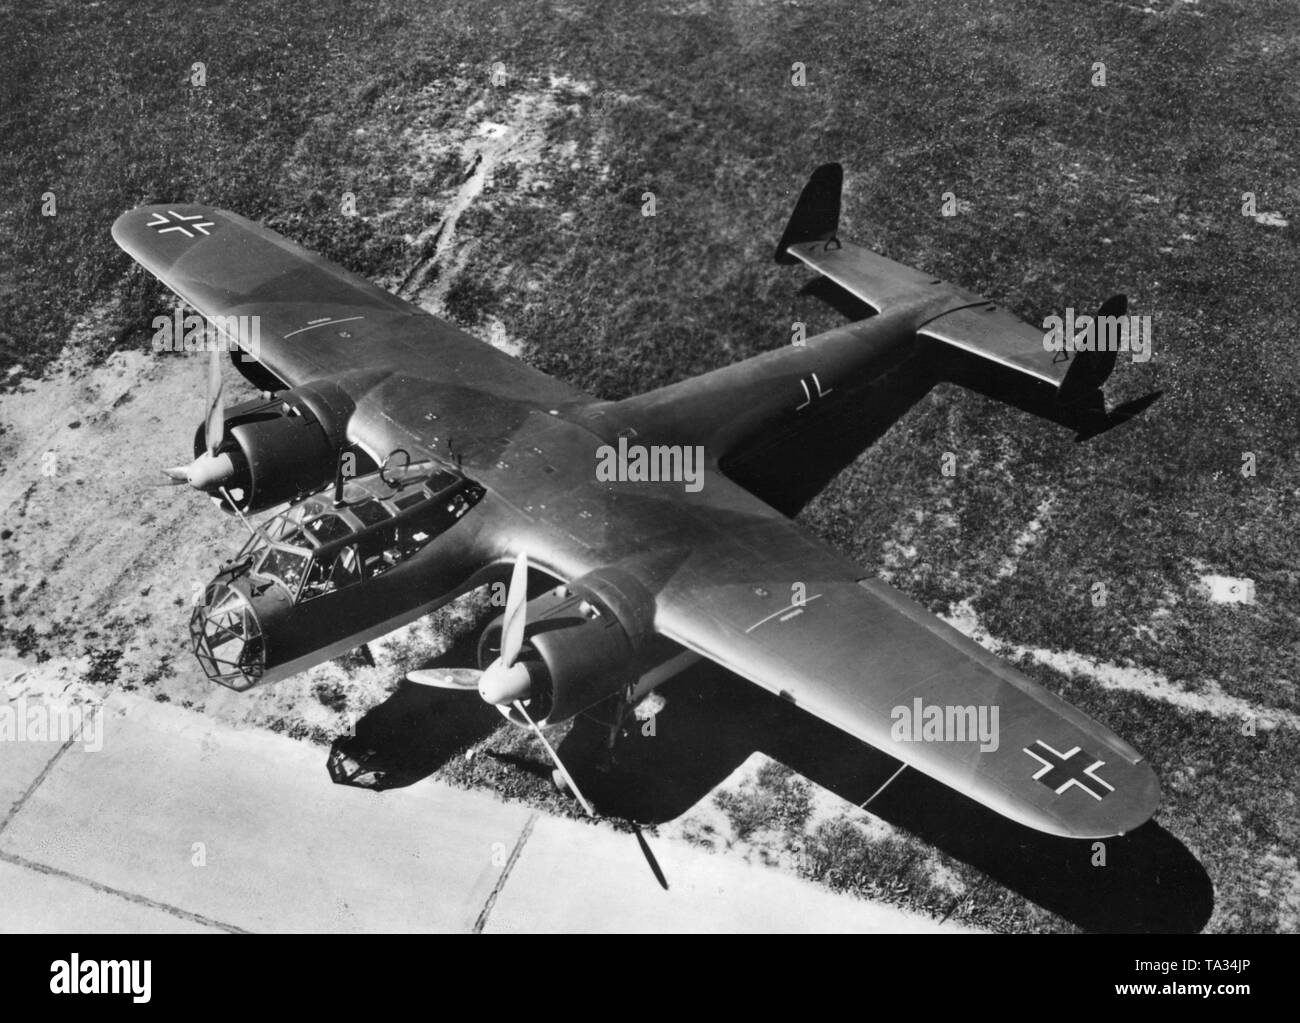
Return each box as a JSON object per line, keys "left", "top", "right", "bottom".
{"left": 194, "top": 282, "right": 972, "bottom": 695}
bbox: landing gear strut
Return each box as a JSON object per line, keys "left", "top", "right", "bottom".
{"left": 595, "top": 686, "right": 637, "bottom": 772}
{"left": 549, "top": 687, "right": 635, "bottom": 793}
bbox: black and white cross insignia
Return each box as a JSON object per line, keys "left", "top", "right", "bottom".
{"left": 146, "top": 210, "right": 215, "bottom": 239}
{"left": 1023, "top": 740, "right": 1114, "bottom": 800}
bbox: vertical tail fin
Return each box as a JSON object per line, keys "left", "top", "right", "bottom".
{"left": 1057, "top": 294, "right": 1126, "bottom": 404}
{"left": 775, "top": 163, "right": 842, "bottom": 264}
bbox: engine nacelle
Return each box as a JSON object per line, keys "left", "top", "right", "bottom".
{"left": 478, "top": 567, "right": 660, "bottom": 725}
{"left": 194, "top": 379, "right": 355, "bottom": 513}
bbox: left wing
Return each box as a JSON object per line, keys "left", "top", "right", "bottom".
{"left": 112, "top": 204, "right": 583, "bottom": 405}
{"left": 624, "top": 476, "right": 1159, "bottom": 838}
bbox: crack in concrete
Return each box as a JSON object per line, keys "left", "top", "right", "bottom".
{"left": 0, "top": 850, "right": 248, "bottom": 933}
{"left": 0, "top": 739, "right": 72, "bottom": 836}
{"left": 473, "top": 810, "right": 538, "bottom": 934}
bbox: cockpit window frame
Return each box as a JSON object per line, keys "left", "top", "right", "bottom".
{"left": 237, "top": 460, "right": 485, "bottom": 605}
{"left": 254, "top": 541, "right": 313, "bottom": 600}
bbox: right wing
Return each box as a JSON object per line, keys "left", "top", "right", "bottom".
{"left": 624, "top": 474, "right": 1160, "bottom": 839}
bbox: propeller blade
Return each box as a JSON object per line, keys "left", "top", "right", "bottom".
{"left": 513, "top": 699, "right": 594, "bottom": 816}
{"left": 204, "top": 346, "right": 225, "bottom": 456}
{"left": 406, "top": 667, "right": 483, "bottom": 691}
{"left": 499, "top": 551, "right": 528, "bottom": 667}
{"left": 633, "top": 825, "right": 669, "bottom": 890}
{"left": 219, "top": 485, "right": 263, "bottom": 542}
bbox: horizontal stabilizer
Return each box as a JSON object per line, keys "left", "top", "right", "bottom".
{"left": 774, "top": 165, "right": 1157, "bottom": 440}
{"left": 777, "top": 164, "right": 978, "bottom": 315}
{"left": 787, "top": 238, "right": 959, "bottom": 315}
{"left": 920, "top": 301, "right": 1068, "bottom": 388}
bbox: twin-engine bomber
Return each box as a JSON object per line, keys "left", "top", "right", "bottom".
{"left": 115, "top": 164, "right": 1163, "bottom": 839}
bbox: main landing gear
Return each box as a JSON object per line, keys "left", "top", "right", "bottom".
{"left": 549, "top": 687, "right": 638, "bottom": 794}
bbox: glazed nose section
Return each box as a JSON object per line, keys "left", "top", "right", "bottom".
{"left": 190, "top": 581, "right": 265, "bottom": 690}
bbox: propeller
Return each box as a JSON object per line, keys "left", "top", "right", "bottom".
{"left": 407, "top": 551, "right": 595, "bottom": 817}
{"left": 512, "top": 697, "right": 594, "bottom": 816}
{"left": 499, "top": 551, "right": 528, "bottom": 666}
{"left": 405, "top": 667, "right": 482, "bottom": 691}
{"left": 477, "top": 551, "right": 533, "bottom": 706}
{"left": 163, "top": 346, "right": 237, "bottom": 494}
{"left": 204, "top": 341, "right": 225, "bottom": 456}
{"left": 405, "top": 553, "right": 667, "bottom": 886}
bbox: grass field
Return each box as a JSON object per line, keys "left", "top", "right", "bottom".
{"left": 1, "top": 0, "right": 1297, "bottom": 932}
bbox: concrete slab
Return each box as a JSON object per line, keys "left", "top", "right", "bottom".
{"left": 486, "top": 814, "right": 958, "bottom": 933}
{"left": 1, "top": 661, "right": 104, "bottom": 827}
{"left": 0, "top": 858, "right": 220, "bottom": 933}
{"left": 0, "top": 736, "right": 64, "bottom": 827}
{"left": 1, "top": 695, "right": 531, "bottom": 932}
{"left": 0, "top": 692, "right": 967, "bottom": 933}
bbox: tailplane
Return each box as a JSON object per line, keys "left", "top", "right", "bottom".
{"left": 774, "top": 163, "right": 1161, "bottom": 441}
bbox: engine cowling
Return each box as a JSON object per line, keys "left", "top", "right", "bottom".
{"left": 194, "top": 380, "right": 355, "bottom": 513}
{"left": 477, "top": 567, "right": 659, "bottom": 725}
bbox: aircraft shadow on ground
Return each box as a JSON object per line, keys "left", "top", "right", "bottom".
{"left": 326, "top": 630, "right": 1210, "bottom": 933}
{"left": 327, "top": 577, "right": 569, "bottom": 789}
{"left": 554, "top": 661, "right": 1213, "bottom": 935}
{"left": 326, "top": 629, "right": 503, "bottom": 790}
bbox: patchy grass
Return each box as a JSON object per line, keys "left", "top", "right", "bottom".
{"left": 714, "top": 759, "right": 814, "bottom": 845}
{"left": 4, "top": 0, "right": 1298, "bottom": 931}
